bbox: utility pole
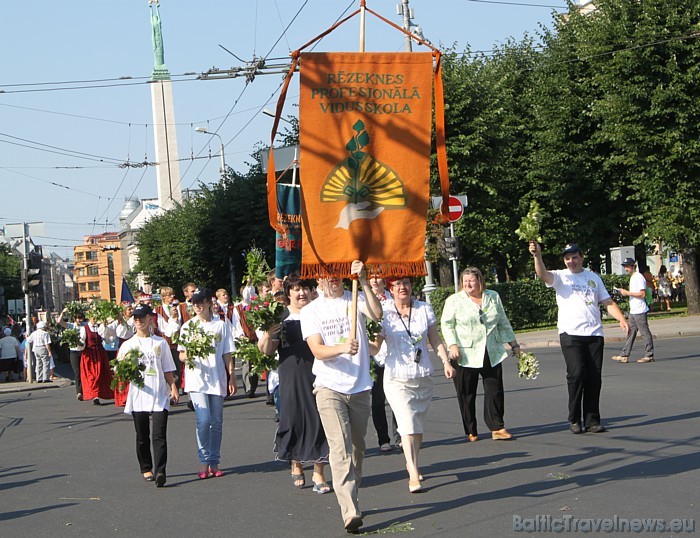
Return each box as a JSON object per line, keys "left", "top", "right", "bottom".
{"left": 397, "top": 0, "right": 437, "bottom": 302}
{"left": 399, "top": 0, "right": 413, "bottom": 52}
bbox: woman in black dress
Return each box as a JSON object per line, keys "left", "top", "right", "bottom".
{"left": 258, "top": 274, "right": 330, "bottom": 494}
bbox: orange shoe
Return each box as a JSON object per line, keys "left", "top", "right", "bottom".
{"left": 492, "top": 428, "right": 513, "bottom": 440}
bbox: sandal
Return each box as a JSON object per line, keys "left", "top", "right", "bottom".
{"left": 208, "top": 467, "right": 225, "bottom": 478}
{"left": 312, "top": 481, "right": 332, "bottom": 494}
{"left": 143, "top": 472, "right": 155, "bottom": 482}
{"left": 197, "top": 465, "right": 209, "bottom": 479}
{"left": 291, "top": 472, "right": 305, "bottom": 487}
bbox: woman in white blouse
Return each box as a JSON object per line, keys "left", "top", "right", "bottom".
{"left": 370, "top": 277, "right": 451, "bottom": 493}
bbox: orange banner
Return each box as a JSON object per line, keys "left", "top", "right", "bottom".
{"left": 299, "top": 52, "right": 433, "bottom": 279}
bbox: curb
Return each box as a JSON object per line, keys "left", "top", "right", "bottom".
{"left": 521, "top": 330, "right": 700, "bottom": 350}
{"left": 0, "top": 378, "right": 72, "bottom": 394}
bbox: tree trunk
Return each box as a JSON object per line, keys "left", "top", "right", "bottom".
{"left": 680, "top": 245, "right": 699, "bottom": 315}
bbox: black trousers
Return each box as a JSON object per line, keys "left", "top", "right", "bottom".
{"left": 69, "top": 350, "right": 82, "bottom": 395}
{"left": 371, "top": 365, "right": 399, "bottom": 446}
{"left": 133, "top": 410, "right": 169, "bottom": 476}
{"left": 241, "top": 360, "right": 259, "bottom": 395}
{"left": 559, "top": 333, "right": 604, "bottom": 427}
{"left": 452, "top": 355, "right": 505, "bottom": 436}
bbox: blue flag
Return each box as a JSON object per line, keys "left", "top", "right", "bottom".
{"left": 120, "top": 277, "right": 135, "bottom": 305}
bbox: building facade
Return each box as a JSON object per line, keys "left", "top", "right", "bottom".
{"left": 74, "top": 232, "right": 125, "bottom": 302}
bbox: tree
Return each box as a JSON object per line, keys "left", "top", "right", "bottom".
{"left": 134, "top": 166, "right": 275, "bottom": 297}
{"left": 563, "top": 0, "right": 700, "bottom": 312}
{"left": 0, "top": 245, "right": 22, "bottom": 308}
{"left": 437, "top": 40, "right": 541, "bottom": 281}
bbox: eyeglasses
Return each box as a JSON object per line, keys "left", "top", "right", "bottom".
{"left": 391, "top": 281, "right": 411, "bottom": 289}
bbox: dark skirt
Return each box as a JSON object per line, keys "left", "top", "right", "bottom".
{"left": 273, "top": 353, "right": 329, "bottom": 464}
{"left": 0, "top": 358, "right": 19, "bottom": 374}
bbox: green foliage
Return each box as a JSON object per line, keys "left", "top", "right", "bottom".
{"left": 87, "top": 300, "right": 122, "bottom": 324}
{"left": 0, "top": 245, "right": 22, "bottom": 302}
{"left": 110, "top": 348, "right": 147, "bottom": 389}
{"left": 59, "top": 327, "right": 81, "bottom": 348}
{"left": 430, "top": 273, "right": 630, "bottom": 331}
{"left": 64, "top": 301, "right": 88, "bottom": 321}
{"left": 244, "top": 295, "right": 286, "bottom": 331}
{"left": 242, "top": 246, "right": 271, "bottom": 288}
{"left": 426, "top": 287, "right": 454, "bottom": 329}
{"left": 515, "top": 200, "right": 543, "bottom": 243}
{"left": 172, "top": 319, "right": 219, "bottom": 369}
{"left": 232, "top": 336, "right": 276, "bottom": 376}
{"left": 134, "top": 167, "right": 274, "bottom": 296}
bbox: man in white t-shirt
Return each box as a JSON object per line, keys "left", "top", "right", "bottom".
{"left": 530, "top": 242, "right": 629, "bottom": 435}
{"left": 300, "top": 260, "right": 382, "bottom": 534}
{"left": 611, "top": 258, "right": 655, "bottom": 363}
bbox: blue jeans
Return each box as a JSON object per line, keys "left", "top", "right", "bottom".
{"left": 189, "top": 392, "right": 224, "bottom": 466}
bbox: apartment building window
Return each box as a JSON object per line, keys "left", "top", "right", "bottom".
{"left": 79, "top": 283, "right": 87, "bottom": 292}
{"left": 88, "top": 282, "right": 100, "bottom": 292}
{"left": 77, "top": 268, "right": 86, "bottom": 277}
{"left": 88, "top": 266, "right": 100, "bottom": 276}
{"left": 86, "top": 251, "right": 98, "bottom": 261}
{"left": 76, "top": 252, "right": 84, "bottom": 261}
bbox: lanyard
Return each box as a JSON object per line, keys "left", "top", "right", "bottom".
{"left": 394, "top": 301, "right": 413, "bottom": 340}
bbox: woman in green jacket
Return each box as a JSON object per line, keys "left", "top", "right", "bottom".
{"left": 440, "top": 267, "right": 521, "bottom": 442}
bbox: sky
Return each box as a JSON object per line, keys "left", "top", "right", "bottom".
{"left": 0, "top": 0, "right": 568, "bottom": 260}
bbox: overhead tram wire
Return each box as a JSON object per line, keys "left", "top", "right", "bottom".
{"left": 181, "top": 0, "right": 312, "bottom": 187}
{"left": 0, "top": 167, "right": 105, "bottom": 199}
{"left": 464, "top": 0, "right": 567, "bottom": 8}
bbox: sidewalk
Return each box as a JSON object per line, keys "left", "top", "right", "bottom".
{"left": 2, "top": 315, "right": 698, "bottom": 394}
{"left": 518, "top": 313, "right": 700, "bottom": 348}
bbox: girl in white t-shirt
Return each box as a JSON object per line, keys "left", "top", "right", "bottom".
{"left": 118, "top": 304, "right": 179, "bottom": 487}
{"left": 177, "top": 288, "right": 236, "bottom": 479}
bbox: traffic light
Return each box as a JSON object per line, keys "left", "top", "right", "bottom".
{"left": 23, "top": 251, "right": 42, "bottom": 293}
{"left": 444, "top": 236, "right": 460, "bottom": 260}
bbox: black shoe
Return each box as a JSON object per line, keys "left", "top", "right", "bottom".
{"left": 155, "top": 473, "right": 166, "bottom": 487}
{"left": 246, "top": 391, "right": 256, "bottom": 399}
{"left": 586, "top": 424, "right": 607, "bottom": 433}
{"left": 187, "top": 401, "right": 194, "bottom": 411}
{"left": 570, "top": 423, "right": 583, "bottom": 434}
{"left": 93, "top": 398, "right": 101, "bottom": 406}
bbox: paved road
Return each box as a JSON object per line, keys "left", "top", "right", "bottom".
{"left": 1, "top": 336, "right": 699, "bottom": 537}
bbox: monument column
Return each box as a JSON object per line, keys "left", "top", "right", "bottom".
{"left": 149, "top": 0, "right": 182, "bottom": 210}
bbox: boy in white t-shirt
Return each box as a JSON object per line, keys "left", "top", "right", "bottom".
{"left": 611, "top": 258, "right": 655, "bottom": 363}
{"left": 300, "top": 260, "right": 382, "bottom": 534}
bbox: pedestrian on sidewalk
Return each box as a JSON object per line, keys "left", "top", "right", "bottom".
{"left": 529, "top": 241, "right": 629, "bottom": 435}
{"left": 300, "top": 260, "right": 383, "bottom": 534}
{"left": 611, "top": 258, "right": 655, "bottom": 364}
{"left": 119, "top": 304, "right": 179, "bottom": 487}
{"left": 26, "top": 322, "right": 53, "bottom": 383}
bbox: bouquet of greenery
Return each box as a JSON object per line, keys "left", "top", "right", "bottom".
{"left": 242, "top": 245, "right": 272, "bottom": 288}
{"left": 245, "top": 294, "right": 286, "bottom": 331}
{"left": 233, "top": 336, "right": 277, "bottom": 376}
{"left": 65, "top": 301, "right": 88, "bottom": 321}
{"left": 172, "top": 320, "right": 219, "bottom": 369}
{"left": 110, "top": 348, "right": 147, "bottom": 389}
{"left": 515, "top": 200, "right": 543, "bottom": 243}
{"left": 88, "top": 299, "right": 123, "bottom": 324}
{"left": 59, "top": 327, "right": 82, "bottom": 348}
{"left": 366, "top": 318, "right": 382, "bottom": 341}
{"left": 517, "top": 351, "right": 540, "bottom": 380}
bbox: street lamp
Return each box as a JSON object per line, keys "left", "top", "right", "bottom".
{"left": 195, "top": 127, "right": 226, "bottom": 176}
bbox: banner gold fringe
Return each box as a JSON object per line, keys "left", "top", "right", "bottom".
{"left": 301, "top": 261, "right": 427, "bottom": 280}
